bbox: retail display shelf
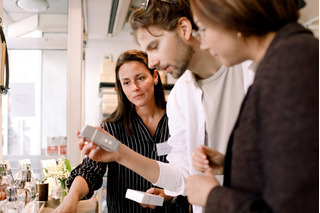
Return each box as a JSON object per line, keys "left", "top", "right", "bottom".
{"left": 99, "top": 82, "right": 174, "bottom": 90}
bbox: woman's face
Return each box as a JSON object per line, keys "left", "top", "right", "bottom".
{"left": 193, "top": 14, "right": 247, "bottom": 66}
{"left": 119, "top": 61, "right": 158, "bottom": 108}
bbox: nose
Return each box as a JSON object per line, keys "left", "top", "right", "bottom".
{"left": 197, "top": 34, "right": 210, "bottom": 51}
{"left": 199, "top": 39, "right": 210, "bottom": 52}
{"left": 131, "top": 81, "right": 139, "bottom": 91}
{"left": 148, "top": 54, "right": 160, "bottom": 69}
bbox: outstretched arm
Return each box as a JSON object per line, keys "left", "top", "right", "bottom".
{"left": 78, "top": 130, "right": 160, "bottom": 184}
{"left": 52, "top": 176, "right": 89, "bottom": 213}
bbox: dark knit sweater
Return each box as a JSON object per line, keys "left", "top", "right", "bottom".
{"left": 206, "top": 22, "right": 319, "bottom": 213}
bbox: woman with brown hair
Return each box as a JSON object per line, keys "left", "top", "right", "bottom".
{"left": 186, "top": 0, "right": 318, "bottom": 212}
{"left": 54, "top": 50, "right": 190, "bottom": 212}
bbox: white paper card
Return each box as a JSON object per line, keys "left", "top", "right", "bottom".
{"left": 156, "top": 142, "right": 172, "bottom": 156}
{"left": 125, "top": 189, "right": 164, "bottom": 206}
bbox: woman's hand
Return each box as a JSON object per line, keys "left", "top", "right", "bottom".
{"left": 185, "top": 169, "right": 219, "bottom": 206}
{"left": 51, "top": 194, "right": 79, "bottom": 213}
{"left": 52, "top": 176, "right": 89, "bottom": 213}
{"left": 139, "top": 188, "right": 172, "bottom": 209}
{"left": 76, "top": 128, "right": 121, "bottom": 163}
{"left": 192, "top": 145, "right": 225, "bottom": 175}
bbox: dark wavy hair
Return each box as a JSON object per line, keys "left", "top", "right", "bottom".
{"left": 129, "top": 0, "right": 198, "bottom": 37}
{"left": 190, "top": 0, "right": 301, "bottom": 37}
{"left": 104, "top": 50, "right": 166, "bottom": 136}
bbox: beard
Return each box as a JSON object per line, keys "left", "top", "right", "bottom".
{"left": 164, "top": 35, "right": 194, "bottom": 79}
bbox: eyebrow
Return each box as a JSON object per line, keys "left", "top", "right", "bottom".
{"left": 120, "top": 73, "right": 145, "bottom": 81}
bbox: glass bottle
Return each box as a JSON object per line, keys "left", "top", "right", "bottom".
{"left": 21, "top": 164, "right": 36, "bottom": 201}
{"left": 5, "top": 186, "right": 23, "bottom": 213}
{"left": 0, "top": 164, "right": 4, "bottom": 201}
{"left": 0, "top": 164, "right": 14, "bottom": 201}
{"left": 6, "top": 168, "right": 14, "bottom": 187}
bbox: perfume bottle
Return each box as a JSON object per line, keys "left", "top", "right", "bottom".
{"left": 0, "top": 164, "right": 14, "bottom": 201}
{"left": 21, "top": 164, "right": 36, "bottom": 201}
{"left": 5, "top": 186, "right": 23, "bottom": 213}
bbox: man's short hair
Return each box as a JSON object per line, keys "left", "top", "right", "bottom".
{"left": 129, "top": 0, "right": 197, "bottom": 36}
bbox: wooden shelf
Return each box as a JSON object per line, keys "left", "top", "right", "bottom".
{"left": 99, "top": 82, "right": 174, "bottom": 90}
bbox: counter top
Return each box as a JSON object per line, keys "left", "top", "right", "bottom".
{"left": 40, "top": 197, "right": 98, "bottom": 213}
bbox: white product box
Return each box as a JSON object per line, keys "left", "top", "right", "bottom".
{"left": 125, "top": 189, "right": 164, "bottom": 206}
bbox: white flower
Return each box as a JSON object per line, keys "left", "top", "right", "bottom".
{"left": 44, "top": 156, "right": 72, "bottom": 182}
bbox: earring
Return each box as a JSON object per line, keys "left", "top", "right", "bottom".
{"left": 236, "top": 32, "right": 242, "bottom": 38}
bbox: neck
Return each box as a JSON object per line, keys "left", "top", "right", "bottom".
{"left": 136, "top": 103, "right": 157, "bottom": 118}
{"left": 136, "top": 103, "right": 163, "bottom": 121}
{"left": 136, "top": 104, "right": 164, "bottom": 133}
{"left": 248, "top": 32, "right": 276, "bottom": 64}
{"left": 189, "top": 43, "right": 222, "bottom": 79}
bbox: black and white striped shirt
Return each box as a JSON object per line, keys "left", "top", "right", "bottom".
{"left": 67, "top": 112, "right": 190, "bottom": 213}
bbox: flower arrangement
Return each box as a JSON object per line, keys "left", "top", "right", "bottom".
{"left": 44, "top": 156, "right": 72, "bottom": 182}
{"left": 44, "top": 156, "right": 72, "bottom": 201}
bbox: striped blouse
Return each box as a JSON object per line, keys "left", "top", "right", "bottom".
{"left": 67, "top": 112, "right": 191, "bottom": 213}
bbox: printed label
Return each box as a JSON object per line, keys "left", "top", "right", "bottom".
{"left": 47, "top": 145, "right": 58, "bottom": 154}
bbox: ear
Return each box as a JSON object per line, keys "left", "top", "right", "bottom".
{"left": 177, "top": 17, "right": 193, "bottom": 40}
{"left": 153, "top": 70, "right": 159, "bottom": 85}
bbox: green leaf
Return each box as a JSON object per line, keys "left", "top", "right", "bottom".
{"left": 64, "top": 158, "right": 72, "bottom": 172}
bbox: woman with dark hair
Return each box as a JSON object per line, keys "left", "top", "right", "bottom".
{"left": 186, "top": 0, "right": 318, "bottom": 212}
{"left": 105, "top": 49, "right": 166, "bottom": 138}
{"left": 53, "top": 50, "right": 190, "bottom": 213}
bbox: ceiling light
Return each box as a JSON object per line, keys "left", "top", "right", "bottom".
{"left": 15, "top": 0, "right": 49, "bottom": 13}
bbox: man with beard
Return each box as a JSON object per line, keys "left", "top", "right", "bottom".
{"left": 79, "top": 0, "right": 254, "bottom": 212}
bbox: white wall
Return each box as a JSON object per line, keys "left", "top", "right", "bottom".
{"left": 84, "top": 25, "right": 140, "bottom": 126}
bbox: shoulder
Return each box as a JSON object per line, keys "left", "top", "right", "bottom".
{"left": 263, "top": 23, "right": 318, "bottom": 72}
{"left": 168, "top": 70, "right": 199, "bottom": 106}
{"left": 159, "top": 112, "right": 169, "bottom": 126}
{"left": 255, "top": 24, "right": 318, "bottom": 89}
{"left": 100, "top": 120, "right": 122, "bottom": 135}
{"left": 170, "top": 70, "right": 197, "bottom": 93}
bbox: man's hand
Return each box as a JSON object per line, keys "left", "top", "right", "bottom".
{"left": 77, "top": 129, "right": 121, "bottom": 163}
{"left": 192, "top": 145, "right": 225, "bottom": 175}
{"left": 186, "top": 169, "right": 219, "bottom": 206}
{"left": 139, "top": 188, "right": 172, "bottom": 209}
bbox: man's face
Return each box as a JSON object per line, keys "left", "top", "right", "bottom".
{"left": 137, "top": 26, "right": 194, "bottom": 79}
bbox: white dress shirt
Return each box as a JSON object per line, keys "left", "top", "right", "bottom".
{"left": 155, "top": 62, "right": 254, "bottom": 213}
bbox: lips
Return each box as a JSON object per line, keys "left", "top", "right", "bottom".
{"left": 210, "top": 49, "right": 218, "bottom": 57}
{"left": 160, "top": 66, "right": 170, "bottom": 74}
{"left": 165, "top": 66, "right": 170, "bottom": 73}
{"left": 157, "top": 65, "right": 169, "bottom": 72}
{"left": 133, "top": 94, "right": 143, "bottom": 99}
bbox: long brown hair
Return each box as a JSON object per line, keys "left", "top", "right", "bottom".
{"left": 190, "top": 0, "right": 300, "bottom": 37}
{"left": 104, "top": 50, "right": 166, "bottom": 136}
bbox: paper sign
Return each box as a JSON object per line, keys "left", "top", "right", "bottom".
{"left": 156, "top": 142, "right": 172, "bottom": 156}
{"left": 11, "top": 83, "right": 35, "bottom": 117}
